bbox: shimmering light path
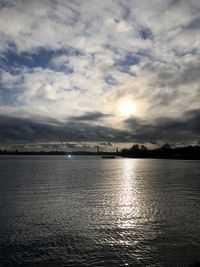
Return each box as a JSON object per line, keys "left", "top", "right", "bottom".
{"left": 0, "top": 156, "right": 200, "bottom": 266}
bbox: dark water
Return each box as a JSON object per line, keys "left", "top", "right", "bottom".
{"left": 0, "top": 156, "right": 200, "bottom": 267}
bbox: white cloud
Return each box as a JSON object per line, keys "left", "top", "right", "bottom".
{"left": 0, "top": 0, "right": 200, "bottom": 137}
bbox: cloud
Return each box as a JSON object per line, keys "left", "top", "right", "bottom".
{"left": 104, "top": 74, "right": 119, "bottom": 86}
{"left": 0, "top": 0, "right": 200, "bottom": 145}
{"left": 124, "top": 109, "right": 200, "bottom": 144}
{"left": 70, "top": 112, "right": 112, "bottom": 122}
{"left": 138, "top": 27, "right": 154, "bottom": 40}
{"left": 0, "top": 109, "right": 199, "bottom": 146}
{"left": 115, "top": 52, "right": 140, "bottom": 74}
{"left": 0, "top": 115, "right": 133, "bottom": 143}
{"left": 100, "top": 142, "right": 112, "bottom": 146}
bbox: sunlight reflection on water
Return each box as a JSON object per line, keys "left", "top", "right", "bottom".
{"left": 120, "top": 159, "right": 136, "bottom": 228}
{"left": 0, "top": 156, "right": 200, "bottom": 267}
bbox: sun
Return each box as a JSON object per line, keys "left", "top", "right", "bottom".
{"left": 119, "top": 100, "right": 136, "bottom": 117}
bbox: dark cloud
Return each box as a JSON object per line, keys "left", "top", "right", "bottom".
{"left": 138, "top": 27, "right": 154, "bottom": 40}
{"left": 0, "top": 115, "right": 132, "bottom": 143}
{"left": 183, "top": 15, "right": 200, "bottom": 31}
{"left": 0, "top": 109, "right": 199, "bottom": 146}
{"left": 124, "top": 109, "right": 200, "bottom": 143}
{"left": 70, "top": 112, "right": 112, "bottom": 122}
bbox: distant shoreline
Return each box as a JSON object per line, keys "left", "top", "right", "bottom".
{"left": 0, "top": 144, "right": 200, "bottom": 160}
{"left": 0, "top": 153, "right": 199, "bottom": 160}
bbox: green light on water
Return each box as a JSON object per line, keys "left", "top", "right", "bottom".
{"left": 68, "top": 155, "right": 72, "bottom": 158}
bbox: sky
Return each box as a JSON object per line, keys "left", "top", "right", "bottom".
{"left": 0, "top": 0, "right": 200, "bottom": 151}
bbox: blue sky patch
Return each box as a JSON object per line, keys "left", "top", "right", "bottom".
{"left": 138, "top": 27, "right": 153, "bottom": 40}
{"left": 115, "top": 52, "right": 140, "bottom": 73}
{"left": 1, "top": 47, "right": 82, "bottom": 70}
{"left": 104, "top": 74, "right": 118, "bottom": 86}
{"left": 0, "top": 88, "right": 17, "bottom": 106}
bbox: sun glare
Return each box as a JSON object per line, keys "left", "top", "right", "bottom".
{"left": 119, "top": 100, "right": 136, "bottom": 117}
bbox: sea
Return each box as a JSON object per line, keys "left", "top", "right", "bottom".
{"left": 0, "top": 156, "right": 200, "bottom": 267}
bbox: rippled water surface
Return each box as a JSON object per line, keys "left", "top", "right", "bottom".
{"left": 0, "top": 156, "right": 200, "bottom": 267}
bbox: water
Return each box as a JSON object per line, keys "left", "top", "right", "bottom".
{"left": 0, "top": 156, "right": 200, "bottom": 267}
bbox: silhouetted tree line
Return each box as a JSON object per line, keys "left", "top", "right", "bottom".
{"left": 120, "top": 143, "right": 200, "bottom": 160}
